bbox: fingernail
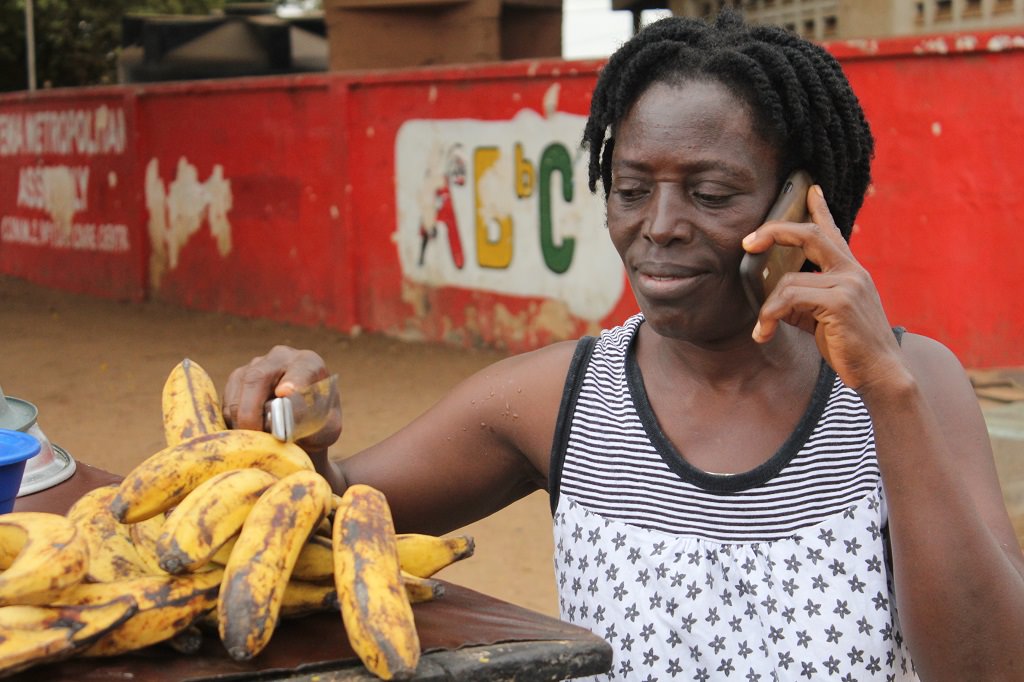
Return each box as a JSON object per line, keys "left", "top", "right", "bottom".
{"left": 742, "top": 232, "right": 757, "bottom": 247}
{"left": 813, "top": 185, "right": 824, "bottom": 198}
{"left": 751, "top": 321, "right": 763, "bottom": 341}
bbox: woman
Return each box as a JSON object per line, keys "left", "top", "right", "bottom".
{"left": 224, "top": 13, "right": 1024, "bottom": 681}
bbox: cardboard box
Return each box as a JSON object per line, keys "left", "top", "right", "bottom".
{"left": 324, "top": 0, "right": 562, "bottom": 70}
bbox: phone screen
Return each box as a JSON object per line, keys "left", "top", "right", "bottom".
{"left": 739, "top": 170, "right": 813, "bottom": 311}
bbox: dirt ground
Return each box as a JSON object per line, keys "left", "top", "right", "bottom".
{"left": 0, "top": 274, "right": 559, "bottom": 617}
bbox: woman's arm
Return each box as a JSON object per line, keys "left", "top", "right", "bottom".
{"left": 224, "top": 341, "right": 577, "bottom": 536}
{"left": 862, "top": 333, "right": 1024, "bottom": 681}
{"left": 747, "top": 186, "right": 1024, "bottom": 680}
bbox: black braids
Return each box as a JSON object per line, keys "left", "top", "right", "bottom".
{"left": 583, "top": 12, "right": 876, "bottom": 238}
{"left": 703, "top": 48, "right": 788, "bottom": 149}
{"left": 784, "top": 46, "right": 842, "bottom": 223}
{"left": 759, "top": 25, "right": 875, "bottom": 229}
{"left": 586, "top": 39, "right": 705, "bottom": 194}
{"left": 584, "top": 20, "right": 718, "bottom": 193}
{"left": 738, "top": 42, "right": 811, "bottom": 158}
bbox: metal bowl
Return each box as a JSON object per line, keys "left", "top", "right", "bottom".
{"left": 0, "top": 390, "right": 77, "bottom": 497}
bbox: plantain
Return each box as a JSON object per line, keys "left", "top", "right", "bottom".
{"left": 0, "top": 512, "right": 89, "bottom": 607}
{"left": 279, "top": 579, "right": 338, "bottom": 619}
{"left": 52, "top": 569, "right": 223, "bottom": 657}
{"left": 110, "top": 429, "right": 314, "bottom": 523}
{"left": 127, "top": 512, "right": 170, "bottom": 576}
{"left": 395, "top": 533, "right": 475, "bottom": 578}
{"left": 0, "top": 596, "right": 137, "bottom": 677}
{"left": 290, "top": 532, "right": 475, "bottom": 583}
{"left": 0, "top": 625, "right": 82, "bottom": 678}
{"left": 218, "top": 469, "right": 332, "bottom": 661}
{"left": 161, "top": 358, "right": 227, "bottom": 447}
{"left": 0, "top": 595, "right": 137, "bottom": 642}
{"left": 156, "top": 468, "right": 278, "bottom": 574}
{"left": 66, "top": 485, "right": 153, "bottom": 582}
{"left": 333, "top": 484, "right": 420, "bottom": 680}
{"left": 400, "top": 572, "right": 445, "bottom": 605}
{"left": 290, "top": 534, "right": 334, "bottom": 583}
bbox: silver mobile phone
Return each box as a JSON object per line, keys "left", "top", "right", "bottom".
{"left": 739, "top": 170, "right": 814, "bottom": 311}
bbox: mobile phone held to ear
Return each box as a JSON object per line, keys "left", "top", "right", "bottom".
{"left": 739, "top": 170, "right": 814, "bottom": 311}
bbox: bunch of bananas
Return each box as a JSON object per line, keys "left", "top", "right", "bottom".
{"left": 0, "top": 358, "right": 475, "bottom": 680}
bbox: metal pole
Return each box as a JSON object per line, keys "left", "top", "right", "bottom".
{"left": 25, "top": 0, "right": 37, "bottom": 91}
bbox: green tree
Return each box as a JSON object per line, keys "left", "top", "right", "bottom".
{"left": 0, "top": 0, "right": 227, "bottom": 92}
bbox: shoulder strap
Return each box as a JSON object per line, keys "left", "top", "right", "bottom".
{"left": 547, "top": 335, "right": 598, "bottom": 515}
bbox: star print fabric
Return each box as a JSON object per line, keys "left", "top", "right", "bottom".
{"left": 554, "top": 492, "right": 915, "bottom": 681}
{"left": 548, "top": 316, "right": 918, "bottom": 680}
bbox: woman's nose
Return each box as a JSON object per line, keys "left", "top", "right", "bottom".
{"left": 644, "top": 187, "right": 695, "bottom": 246}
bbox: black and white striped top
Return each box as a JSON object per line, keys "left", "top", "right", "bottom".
{"left": 549, "top": 313, "right": 882, "bottom": 543}
{"left": 548, "top": 315, "right": 916, "bottom": 680}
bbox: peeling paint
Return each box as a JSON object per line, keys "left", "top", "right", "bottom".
{"left": 400, "top": 278, "right": 430, "bottom": 318}
{"left": 530, "top": 298, "right": 576, "bottom": 340}
{"left": 954, "top": 35, "right": 979, "bottom": 52}
{"left": 843, "top": 39, "right": 879, "bottom": 55}
{"left": 145, "top": 156, "right": 233, "bottom": 288}
{"left": 914, "top": 37, "right": 950, "bottom": 55}
{"left": 987, "top": 34, "right": 1024, "bottom": 52}
{"left": 542, "top": 84, "right": 561, "bottom": 119}
{"left": 15, "top": 165, "right": 86, "bottom": 238}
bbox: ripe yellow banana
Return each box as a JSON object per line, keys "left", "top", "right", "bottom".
{"left": 400, "top": 572, "right": 445, "bottom": 605}
{"left": 218, "top": 469, "right": 332, "bottom": 661}
{"left": 395, "top": 533, "right": 475, "bottom": 578}
{"left": 52, "top": 569, "right": 223, "bottom": 657}
{"left": 333, "top": 484, "right": 420, "bottom": 680}
{"left": 290, "top": 532, "right": 475, "bottom": 583}
{"left": 156, "top": 467, "right": 278, "bottom": 574}
{"left": 66, "top": 484, "right": 153, "bottom": 582}
{"left": 162, "top": 358, "right": 227, "bottom": 446}
{"left": 0, "top": 512, "right": 89, "bottom": 606}
{"left": 280, "top": 579, "right": 338, "bottom": 619}
{"left": 128, "top": 512, "right": 169, "bottom": 576}
{"left": 210, "top": 535, "right": 237, "bottom": 565}
{"left": 0, "top": 596, "right": 138, "bottom": 668}
{"left": 291, "top": 534, "right": 334, "bottom": 582}
{"left": 110, "top": 429, "right": 314, "bottom": 523}
{"left": 0, "top": 625, "right": 80, "bottom": 677}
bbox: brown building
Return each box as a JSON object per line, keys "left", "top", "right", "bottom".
{"left": 618, "top": 0, "right": 1024, "bottom": 41}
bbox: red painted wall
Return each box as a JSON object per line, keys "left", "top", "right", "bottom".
{"left": 1, "top": 30, "right": 1021, "bottom": 367}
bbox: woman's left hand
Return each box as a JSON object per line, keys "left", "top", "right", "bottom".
{"left": 743, "top": 185, "right": 905, "bottom": 393}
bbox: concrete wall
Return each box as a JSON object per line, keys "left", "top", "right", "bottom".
{"left": 1, "top": 29, "right": 1022, "bottom": 367}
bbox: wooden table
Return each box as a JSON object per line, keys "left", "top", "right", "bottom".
{"left": 12, "top": 462, "right": 612, "bottom": 681}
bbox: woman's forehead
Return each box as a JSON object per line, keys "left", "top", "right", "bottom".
{"left": 614, "top": 80, "right": 778, "bottom": 172}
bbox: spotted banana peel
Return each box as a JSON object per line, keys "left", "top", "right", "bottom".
{"left": 333, "top": 484, "right": 420, "bottom": 680}
{"left": 109, "top": 429, "right": 313, "bottom": 523}
{"left": 217, "top": 469, "right": 332, "bottom": 661}
{"left": 161, "top": 358, "right": 227, "bottom": 447}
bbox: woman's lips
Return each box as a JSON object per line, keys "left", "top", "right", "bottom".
{"left": 634, "top": 264, "right": 709, "bottom": 298}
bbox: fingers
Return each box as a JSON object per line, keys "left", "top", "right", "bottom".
{"left": 743, "top": 185, "right": 849, "bottom": 270}
{"left": 222, "top": 346, "right": 329, "bottom": 432}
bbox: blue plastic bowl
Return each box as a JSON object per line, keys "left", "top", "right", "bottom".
{"left": 0, "top": 429, "right": 41, "bottom": 513}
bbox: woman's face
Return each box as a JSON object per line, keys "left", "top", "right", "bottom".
{"left": 607, "top": 78, "right": 783, "bottom": 344}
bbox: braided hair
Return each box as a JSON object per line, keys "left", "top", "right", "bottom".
{"left": 582, "top": 10, "right": 874, "bottom": 239}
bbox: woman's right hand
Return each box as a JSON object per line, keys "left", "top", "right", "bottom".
{"left": 222, "top": 345, "right": 343, "bottom": 455}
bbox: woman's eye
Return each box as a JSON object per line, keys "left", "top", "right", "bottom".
{"left": 613, "top": 186, "right": 647, "bottom": 202}
{"left": 694, "top": 192, "right": 731, "bottom": 206}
